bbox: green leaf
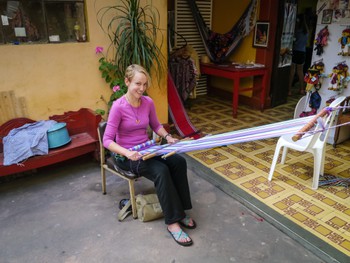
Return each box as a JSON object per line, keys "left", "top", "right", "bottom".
{"left": 96, "top": 0, "right": 164, "bottom": 112}
{"left": 95, "top": 109, "right": 106, "bottom": 116}
{"left": 102, "top": 71, "right": 108, "bottom": 78}
{"left": 96, "top": 0, "right": 165, "bottom": 82}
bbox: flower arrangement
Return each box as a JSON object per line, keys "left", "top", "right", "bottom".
{"left": 95, "top": 46, "right": 127, "bottom": 116}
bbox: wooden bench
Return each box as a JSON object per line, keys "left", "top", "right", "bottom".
{"left": 0, "top": 108, "right": 102, "bottom": 177}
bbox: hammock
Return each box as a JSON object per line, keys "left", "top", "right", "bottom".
{"left": 186, "top": 0, "right": 258, "bottom": 63}
{"left": 167, "top": 73, "right": 201, "bottom": 139}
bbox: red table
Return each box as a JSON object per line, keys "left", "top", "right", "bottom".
{"left": 200, "top": 62, "right": 267, "bottom": 118}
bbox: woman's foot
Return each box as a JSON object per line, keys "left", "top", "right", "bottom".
{"left": 179, "top": 215, "right": 197, "bottom": 229}
{"left": 167, "top": 223, "right": 193, "bottom": 246}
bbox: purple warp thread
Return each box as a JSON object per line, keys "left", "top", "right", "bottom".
{"left": 134, "top": 105, "right": 349, "bottom": 158}
{"left": 138, "top": 116, "right": 315, "bottom": 156}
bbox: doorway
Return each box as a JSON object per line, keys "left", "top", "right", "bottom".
{"left": 270, "top": 0, "right": 318, "bottom": 107}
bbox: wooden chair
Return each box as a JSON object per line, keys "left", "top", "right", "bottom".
{"left": 97, "top": 121, "right": 141, "bottom": 219}
{"left": 333, "top": 96, "right": 350, "bottom": 147}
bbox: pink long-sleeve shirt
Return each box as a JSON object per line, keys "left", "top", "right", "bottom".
{"left": 103, "top": 95, "right": 163, "bottom": 149}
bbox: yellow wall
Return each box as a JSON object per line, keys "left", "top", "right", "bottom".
{"left": 211, "top": 0, "right": 257, "bottom": 95}
{"left": 0, "top": 0, "right": 168, "bottom": 124}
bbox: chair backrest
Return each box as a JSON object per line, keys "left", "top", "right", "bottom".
{"left": 97, "top": 121, "right": 141, "bottom": 179}
{"left": 314, "top": 96, "right": 346, "bottom": 145}
{"left": 98, "top": 121, "right": 107, "bottom": 141}
{"left": 294, "top": 95, "right": 308, "bottom": 119}
{"left": 297, "top": 96, "right": 345, "bottom": 150}
{"left": 97, "top": 121, "right": 107, "bottom": 164}
{"left": 338, "top": 96, "right": 350, "bottom": 118}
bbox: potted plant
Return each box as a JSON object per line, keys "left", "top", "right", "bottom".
{"left": 96, "top": 0, "right": 165, "bottom": 81}
{"left": 95, "top": 46, "right": 128, "bottom": 112}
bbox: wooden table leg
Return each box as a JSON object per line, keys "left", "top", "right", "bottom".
{"left": 260, "top": 71, "right": 267, "bottom": 112}
{"left": 232, "top": 78, "right": 239, "bottom": 118}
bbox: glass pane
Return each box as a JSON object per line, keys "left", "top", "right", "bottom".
{"left": 0, "top": 0, "right": 86, "bottom": 44}
{"left": 0, "top": 0, "right": 46, "bottom": 44}
{"left": 0, "top": 2, "right": 5, "bottom": 43}
{"left": 45, "top": 1, "right": 86, "bottom": 43}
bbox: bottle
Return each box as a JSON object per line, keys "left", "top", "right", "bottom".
{"left": 74, "top": 21, "right": 80, "bottom": 41}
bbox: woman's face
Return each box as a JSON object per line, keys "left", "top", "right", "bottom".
{"left": 125, "top": 72, "right": 148, "bottom": 99}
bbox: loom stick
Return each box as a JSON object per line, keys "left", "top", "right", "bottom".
{"left": 158, "top": 137, "right": 196, "bottom": 159}
{"left": 292, "top": 108, "right": 330, "bottom": 141}
{"left": 142, "top": 152, "right": 158, "bottom": 161}
{"left": 161, "top": 151, "right": 176, "bottom": 159}
{"left": 159, "top": 138, "right": 197, "bottom": 158}
{"left": 141, "top": 137, "right": 192, "bottom": 160}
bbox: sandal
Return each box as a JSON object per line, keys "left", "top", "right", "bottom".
{"left": 179, "top": 215, "right": 197, "bottom": 229}
{"left": 167, "top": 228, "right": 193, "bottom": 247}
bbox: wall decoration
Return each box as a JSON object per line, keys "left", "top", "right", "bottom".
{"left": 302, "top": 0, "right": 350, "bottom": 145}
{"left": 314, "top": 26, "right": 329, "bottom": 56}
{"left": 278, "top": 2, "right": 297, "bottom": 67}
{"left": 338, "top": 28, "right": 350, "bottom": 55}
{"left": 304, "top": 61, "right": 325, "bottom": 92}
{"left": 253, "top": 21, "right": 269, "bottom": 48}
{"left": 328, "top": 61, "right": 350, "bottom": 92}
{"left": 321, "top": 9, "right": 333, "bottom": 24}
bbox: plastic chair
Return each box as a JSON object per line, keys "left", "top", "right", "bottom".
{"left": 293, "top": 95, "right": 307, "bottom": 119}
{"left": 97, "top": 121, "right": 140, "bottom": 219}
{"left": 268, "top": 96, "right": 346, "bottom": 189}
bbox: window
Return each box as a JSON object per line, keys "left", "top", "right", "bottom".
{"left": 0, "top": 0, "right": 87, "bottom": 44}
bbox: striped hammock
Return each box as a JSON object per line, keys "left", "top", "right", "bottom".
{"left": 186, "top": 0, "right": 258, "bottom": 63}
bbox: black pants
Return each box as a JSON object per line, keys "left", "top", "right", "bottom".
{"left": 115, "top": 154, "right": 192, "bottom": 225}
{"left": 292, "top": 50, "right": 306, "bottom": 64}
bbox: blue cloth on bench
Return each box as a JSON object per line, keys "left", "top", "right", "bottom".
{"left": 3, "top": 120, "right": 57, "bottom": 166}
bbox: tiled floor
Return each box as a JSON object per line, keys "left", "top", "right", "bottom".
{"left": 184, "top": 94, "right": 350, "bottom": 261}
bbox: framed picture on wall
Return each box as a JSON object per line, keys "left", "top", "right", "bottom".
{"left": 321, "top": 9, "right": 333, "bottom": 24}
{"left": 253, "top": 21, "right": 269, "bottom": 48}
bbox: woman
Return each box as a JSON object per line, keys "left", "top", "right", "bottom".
{"left": 103, "top": 64, "right": 196, "bottom": 246}
{"left": 288, "top": 14, "right": 309, "bottom": 96}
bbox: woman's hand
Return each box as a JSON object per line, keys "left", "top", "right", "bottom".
{"left": 127, "top": 151, "right": 142, "bottom": 161}
{"left": 165, "top": 134, "right": 178, "bottom": 144}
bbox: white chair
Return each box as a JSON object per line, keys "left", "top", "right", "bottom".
{"left": 293, "top": 95, "right": 308, "bottom": 119}
{"left": 268, "top": 96, "right": 346, "bottom": 189}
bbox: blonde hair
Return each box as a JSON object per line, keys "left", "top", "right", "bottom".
{"left": 125, "top": 64, "right": 151, "bottom": 88}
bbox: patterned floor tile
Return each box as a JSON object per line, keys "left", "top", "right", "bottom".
{"left": 185, "top": 94, "right": 350, "bottom": 256}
